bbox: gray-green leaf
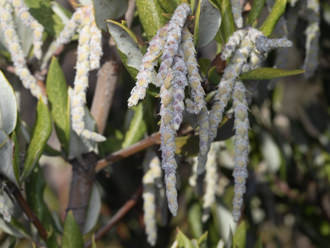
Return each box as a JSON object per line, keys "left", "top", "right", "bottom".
{"left": 62, "top": 212, "right": 84, "bottom": 248}
{"left": 93, "top": 0, "right": 128, "bottom": 31}
{"left": 0, "top": 71, "right": 17, "bottom": 135}
{"left": 83, "top": 184, "right": 101, "bottom": 234}
{"left": 0, "top": 131, "right": 17, "bottom": 184}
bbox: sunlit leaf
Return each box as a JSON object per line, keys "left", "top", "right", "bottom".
{"left": 93, "top": 0, "right": 128, "bottom": 31}
{"left": 46, "top": 57, "right": 70, "bottom": 154}
{"left": 136, "top": 0, "right": 167, "bottom": 39}
{"left": 62, "top": 212, "right": 84, "bottom": 248}
{"left": 21, "top": 100, "right": 52, "bottom": 181}
{"left": 0, "top": 71, "right": 17, "bottom": 135}
{"left": 240, "top": 68, "right": 304, "bottom": 80}
{"left": 259, "top": 0, "right": 287, "bottom": 37}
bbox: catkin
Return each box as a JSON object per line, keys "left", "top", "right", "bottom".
{"left": 202, "top": 142, "right": 221, "bottom": 222}
{"left": 230, "top": 0, "right": 244, "bottom": 28}
{"left": 181, "top": 27, "right": 205, "bottom": 114}
{"left": 0, "top": 1, "right": 45, "bottom": 102}
{"left": 143, "top": 152, "right": 162, "bottom": 246}
{"left": 71, "top": 9, "right": 105, "bottom": 142}
{"left": 232, "top": 80, "right": 249, "bottom": 222}
{"left": 89, "top": 20, "right": 103, "bottom": 70}
{"left": 128, "top": 25, "right": 169, "bottom": 107}
{"left": 197, "top": 106, "right": 209, "bottom": 174}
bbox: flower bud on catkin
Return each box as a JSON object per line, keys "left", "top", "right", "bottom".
{"left": 202, "top": 142, "right": 221, "bottom": 222}
{"left": 232, "top": 80, "right": 249, "bottom": 222}
{"left": 231, "top": 0, "right": 243, "bottom": 28}
{"left": 181, "top": 28, "right": 206, "bottom": 114}
{"left": 0, "top": 1, "right": 45, "bottom": 102}
{"left": 12, "top": 0, "right": 44, "bottom": 59}
{"left": 143, "top": 152, "right": 161, "bottom": 246}
{"left": 128, "top": 25, "right": 169, "bottom": 107}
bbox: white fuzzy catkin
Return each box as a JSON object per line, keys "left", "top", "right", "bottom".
{"left": 12, "top": 0, "right": 44, "bottom": 59}
{"left": 181, "top": 27, "right": 206, "bottom": 114}
{"left": 143, "top": 153, "right": 162, "bottom": 246}
{"left": 128, "top": 25, "right": 169, "bottom": 107}
{"left": 158, "top": 3, "right": 191, "bottom": 216}
{"left": 232, "top": 81, "right": 249, "bottom": 222}
{"left": 230, "top": 0, "right": 244, "bottom": 28}
{"left": 202, "top": 142, "right": 221, "bottom": 222}
{"left": 89, "top": 20, "right": 103, "bottom": 70}
{"left": 71, "top": 7, "right": 105, "bottom": 142}
{"left": 41, "top": 7, "right": 84, "bottom": 70}
{"left": 0, "top": 1, "right": 45, "bottom": 102}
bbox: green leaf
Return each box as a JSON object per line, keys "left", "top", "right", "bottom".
{"left": 158, "top": 0, "right": 180, "bottom": 13}
{"left": 240, "top": 68, "right": 304, "bottom": 80}
{"left": 46, "top": 57, "right": 70, "bottom": 153}
{"left": 0, "top": 71, "right": 17, "bottom": 135}
{"left": 62, "top": 212, "right": 84, "bottom": 248}
{"left": 21, "top": 100, "right": 52, "bottom": 181}
{"left": 93, "top": 0, "right": 128, "bottom": 31}
{"left": 26, "top": 166, "right": 55, "bottom": 233}
{"left": 176, "top": 229, "right": 195, "bottom": 248}
{"left": 188, "top": 203, "right": 203, "bottom": 239}
{"left": 217, "top": 0, "right": 235, "bottom": 43}
{"left": 246, "top": 0, "right": 266, "bottom": 27}
{"left": 175, "top": 135, "right": 199, "bottom": 157}
{"left": 24, "top": 0, "right": 64, "bottom": 36}
{"left": 194, "top": 0, "right": 221, "bottom": 48}
{"left": 122, "top": 103, "right": 147, "bottom": 148}
{"left": 0, "top": 131, "right": 17, "bottom": 184}
{"left": 83, "top": 184, "right": 101, "bottom": 234}
{"left": 259, "top": 0, "right": 287, "bottom": 37}
{"left": 136, "top": 0, "right": 167, "bottom": 39}
{"left": 107, "top": 20, "right": 143, "bottom": 78}
{"left": 233, "top": 221, "right": 247, "bottom": 248}
{"left": 197, "top": 232, "right": 208, "bottom": 245}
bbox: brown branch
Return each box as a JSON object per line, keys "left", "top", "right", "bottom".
{"left": 66, "top": 152, "right": 99, "bottom": 230}
{"left": 95, "top": 132, "right": 161, "bottom": 172}
{"left": 7, "top": 181, "right": 48, "bottom": 241}
{"left": 85, "top": 186, "right": 142, "bottom": 248}
{"left": 125, "top": 0, "right": 136, "bottom": 28}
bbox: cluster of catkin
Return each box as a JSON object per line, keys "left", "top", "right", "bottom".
{"left": 0, "top": 0, "right": 45, "bottom": 102}
{"left": 128, "top": 3, "right": 206, "bottom": 217}
{"left": 203, "top": 28, "right": 292, "bottom": 221}
{"left": 43, "top": 5, "right": 105, "bottom": 142}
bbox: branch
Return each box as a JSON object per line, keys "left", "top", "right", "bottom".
{"left": 125, "top": 0, "right": 136, "bottom": 28}
{"left": 95, "top": 132, "right": 161, "bottom": 172}
{"left": 6, "top": 181, "right": 48, "bottom": 241}
{"left": 84, "top": 186, "right": 142, "bottom": 248}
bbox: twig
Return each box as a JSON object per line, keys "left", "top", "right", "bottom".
{"left": 95, "top": 132, "right": 161, "bottom": 172}
{"left": 125, "top": 0, "right": 136, "bottom": 28}
{"left": 84, "top": 186, "right": 143, "bottom": 247}
{"left": 6, "top": 181, "right": 48, "bottom": 241}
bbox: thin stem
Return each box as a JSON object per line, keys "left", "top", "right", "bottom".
{"left": 84, "top": 186, "right": 142, "bottom": 248}
{"left": 95, "top": 132, "right": 161, "bottom": 172}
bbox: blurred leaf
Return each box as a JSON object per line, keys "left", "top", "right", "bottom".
{"left": 11, "top": 131, "right": 20, "bottom": 184}
{"left": 0, "top": 217, "right": 23, "bottom": 238}
{"left": 240, "top": 68, "right": 304, "bottom": 80}
{"left": 213, "top": 202, "right": 236, "bottom": 243}
{"left": 217, "top": 0, "right": 235, "bottom": 43}
{"left": 188, "top": 203, "right": 203, "bottom": 239}
{"left": 233, "top": 221, "right": 247, "bottom": 248}
{"left": 0, "top": 71, "right": 17, "bottom": 135}
{"left": 0, "top": 131, "right": 17, "bottom": 184}
{"left": 62, "top": 212, "right": 84, "bottom": 248}
{"left": 83, "top": 184, "right": 101, "bottom": 234}
{"left": 194, "top": 0, "right": 221, "bottom": 47}
{"left": 21, "top": 100, "right": 51, "bottom": 181}
{"left": 24, "top": 0, "right": 64, "bottom": 36}
{"left": 208, "top": 66, "right": 221, "bottom": 85}
{"left": 246, "top": 0, "right": 266, "bottom": 27}
{"left": 93, "top": 0, "right": 128, "bottom": 31}
{"left": 158, "top": 0, "right": 180, "bottom": 13}
{"left": 46, "top": 57, "right": 70, "bottom": 154}
{"left": 259, "top": 0, "right": 287, "bottom": 37}
{"left": 176, "top": 229, "right": 195, "bottom": 248}
{"left": 91, "top": 235, "right": 97, "bottom": 248}
{"left": 175, "top": 135, "right": 199, "bottom": 157}
{"left": 261, "top": 133, "right": 281, "bottom": 172}
{"left": 136, "top": 0, "right": 167, "bottom": 39}
{"left": 197, "top": 232, "right": 208, "bottom": 245}
{"left": 122, "top": 103, "right": 147, "bottom": 148}
{"left": 107, "top": 20, "right": 143, "bottom": 78}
